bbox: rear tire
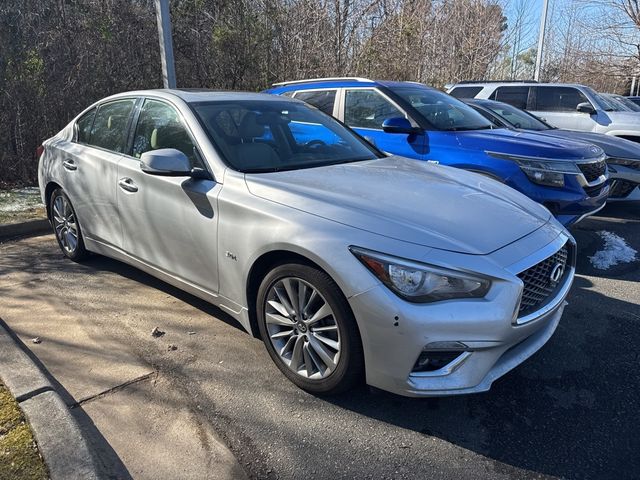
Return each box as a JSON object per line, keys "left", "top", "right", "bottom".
{"left": 50, "top": 188, "right": 89, "bottom": 262}
{"left": 256, "top": 263, "right": 364, "bottom": 395}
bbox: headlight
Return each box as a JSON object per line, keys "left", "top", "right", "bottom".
{"left": 350, "top": 247, "right": 491, "bottom": 303}
{"left": 607, "top": 157, "right": 640, "bottom": 167}
{"left": 486, "top": 151, "right": 585, "bottom": 188}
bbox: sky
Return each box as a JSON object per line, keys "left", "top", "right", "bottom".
{"left": 503, "top": 0, "right": 551, "bottom": 53}
{"left": 503, "top": 0, "right": 638, "bottom": 59}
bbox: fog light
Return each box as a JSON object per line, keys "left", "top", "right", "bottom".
{"left": 412, "top": 342, "right": 468, "bottom": 373}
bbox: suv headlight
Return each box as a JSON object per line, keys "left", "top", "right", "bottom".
{"left": 607, "top": 157, "right": 640, "bottom": 173}
{"left": 487, "top": 151, "right": 583, "bottom": 188}
{"left": 350, "top": 247, "right": 491, "bottom": 303}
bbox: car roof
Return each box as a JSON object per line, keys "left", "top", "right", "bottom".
{"left": 461, "top": 98, "right": 500, "bottom": 107}
{"left": 451, "top": 81, "right": 589, "bottom": 89}
{"left": 268, "top": 78, "right": 432, "bottom": 91}
{"left": 101, "top": 89, "right": 288, "bottom": 104}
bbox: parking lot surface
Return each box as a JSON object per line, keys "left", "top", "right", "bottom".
{"left": 0, "top": 203, "right": 638, "bottom": 480}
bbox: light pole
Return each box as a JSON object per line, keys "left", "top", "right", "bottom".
{"left": 155, "top": 0, "right": 177, "bottom": 89}
{"left": 534, "top": 0, "right": 549, "bottom": 81}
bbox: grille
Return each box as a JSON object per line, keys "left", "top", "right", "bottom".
{"left": 610, "top": 180, "right": 638, "bottom": 198}
{"left": 517, "top": 244, "right": 570, "bottom": 317}
{"left": 583, "top": 182, "right": 606, "bottom": 198}
{"left": 578, "top": 160, "right": 606, "bottom": 183}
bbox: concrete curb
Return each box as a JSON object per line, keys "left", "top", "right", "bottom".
{"left": 0, "top": 218, "right": 50, "bottom": 242}
{"left": 0, "top": 322, "right": 100, "bottom": 480}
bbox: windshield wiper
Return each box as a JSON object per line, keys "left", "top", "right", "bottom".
{"left": 242, "top": 167, "right": 282, "bottom": 173}
{"left": 443, "top": 125, "right": 494, "bottom": 131}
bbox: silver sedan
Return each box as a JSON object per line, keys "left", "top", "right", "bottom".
{"left": 38, "top": 90, "right": 575, "bottom": 397}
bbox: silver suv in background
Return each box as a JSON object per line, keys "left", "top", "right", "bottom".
{"left": 448, "top": 82, "right": 640, "bottom": 142}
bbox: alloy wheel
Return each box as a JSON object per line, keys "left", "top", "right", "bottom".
{"left": 264, "top": 277, "right": 341, "bottom": 379}
{"left": 52, "top": 194, "right": 79, "bottom": 254}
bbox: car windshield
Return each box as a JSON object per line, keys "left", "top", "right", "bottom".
{"left": 600, "top": 93, "right": 631, "bottom": 112}
{"left": 611, "top": 94, "right": 640, "bottom": 112}
{"left": 584, "top": 87, "right": 618, "bottom": 111}
{"left": 391, "top": 86, "right": 495, "bottom": 131}
{"left": 191, "top": 100, "right": 382, "bottom": 173}
{"left": 482, "top": 102, "right": 552, "bottom": 131}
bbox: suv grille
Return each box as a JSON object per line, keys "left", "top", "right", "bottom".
{"left": 583, "top": 181, "right": 607, "bottom": 197}
{"left": 517, "top": 243, "right": 570, "bottom": 317}
{"left": 610, "top": 180, "right": 638, "bottom": 198}
{"left": 578, "top": 160, "right": 606, "bottom": 183}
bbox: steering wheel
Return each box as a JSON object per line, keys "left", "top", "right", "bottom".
{"left": 305, "top": 140, "right": 327, "bottom": 148}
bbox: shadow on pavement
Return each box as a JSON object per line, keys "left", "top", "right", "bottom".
{"left": 82, "top": 254, "right": 247, "bottom": 334}
{"left": 0, "top": 317, "right": 132, "bottom": 480}
{"left": 325, "top": 274, "right": 640, "bottom": 480}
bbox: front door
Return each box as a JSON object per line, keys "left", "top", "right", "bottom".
{"left": 341, "top": 88, "right": 427, "bottom": 158}
{"left": 531, "top": 86, "right": 597, "bottom": 131}
{"left": 117, "top": 98, "right": 221, "bottom": 293}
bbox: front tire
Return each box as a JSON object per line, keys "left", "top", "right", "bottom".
{"left": 256, "top": 263, "right": 364, "bottom": 395}
{"left": 50, "top": 189, "right": 89, "bottom": 261}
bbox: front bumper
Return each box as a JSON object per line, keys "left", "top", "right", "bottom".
{"left": 348, "top": 231, "right": 574, "bottom": 397}
{"left": 503, "top": 169, "right": 609, "bottom": 227}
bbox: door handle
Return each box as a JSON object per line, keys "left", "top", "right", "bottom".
{"left": 62, "top": 159, "right": 77, "bottom": 171}
{"left": 118, "top": 177, "right": 138, "bottom": 193}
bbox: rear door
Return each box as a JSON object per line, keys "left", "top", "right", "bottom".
{"left": 530, "top": 86, "right": 596, "bottom": 131}
{"left": 340, "top": 88, "right": 426, "bottom": 158}
{"left": 291, "top": 89, "right": 339, "bottom": 117}
{"left": 117, "top": 97, "right": 221, "bottom": 292}
{"left": 488, "top": 85, "right": 532, "bottom": 110}
{"left": 62, "top": 98, "right": 136, "bottom": 248}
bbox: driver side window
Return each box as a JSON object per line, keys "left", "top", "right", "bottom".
{"left": 132, "top": 99, "right": 201, "bottom": 167}
{"left": 344, "top": 89, "right": 403, "bottom": 129}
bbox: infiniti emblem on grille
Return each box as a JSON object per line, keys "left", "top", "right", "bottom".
{"left": 550, "top": 263, "right": 565, "bottom": 284}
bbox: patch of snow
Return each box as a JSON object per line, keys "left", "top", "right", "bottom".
{"left": 0, "top": 187, "right": 43, "bottom": 213}
{"left": 14, "top": 187, "right": 40, "bottom": 195}
{"left": 1, "top": 199, "right": 29, "bottom": 212}
{"left": 589, "top": 231, "right": 638, "bottom": 270}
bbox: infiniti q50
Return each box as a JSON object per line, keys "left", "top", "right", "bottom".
{"left": 38, "top": 90, "right": 575, "bottom": 397}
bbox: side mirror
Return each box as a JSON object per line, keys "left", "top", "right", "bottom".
{"left": 382, "top": 117, "right": 422, "bottom": 134}
{"left": 140, "top": 148, "right": 192, "bottom": 176}
{"left": 576, "top": 102, "right": 596, "bottom": 115}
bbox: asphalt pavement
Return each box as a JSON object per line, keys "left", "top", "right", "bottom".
{"left": 0, "top": 202, "right": 638, "bottom": 480}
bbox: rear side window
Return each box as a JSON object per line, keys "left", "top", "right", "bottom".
{"left": 489, "top": 86, "right": 530, "bottom": 109}
{"left": 132, "top": 99, "right": 198, "bottom": 166}
{"left": 449, "top": 86, "right": 483, "bottom": 99}
{"left": 89, "top": 99, "right": 136, "bottom": 153}
{"left": 534, "top": 87, "right": 589, "bottom": 112}
{"left": 344, "top": 89, "right": 403, "bottom": 129}
{"left": 293, "top": 90, "right": 336, "bottom": 115}
{"left": 76, "top": 108, "right": 96, "bottom": 144}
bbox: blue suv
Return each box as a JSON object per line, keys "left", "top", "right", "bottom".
{"left": 266, "top": 78, "right": 610, "bottom": 226}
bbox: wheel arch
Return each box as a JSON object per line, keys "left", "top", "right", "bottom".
{"left": 44, "top": 181, "right": 63, "bottom": 220}
{"left": 245, "top": 249, "right": 359, "bottom": 341}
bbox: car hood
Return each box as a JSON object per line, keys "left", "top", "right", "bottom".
{"left": 245, "top": 156, "right": 553, "bottom": 255}
{"left": 604, "top": 111, "right": 640, "bottom": 125}
{"left": 538, "top": 129, "right": 640, "bottom": 161}
{"left": 455, "top": 128, "right": 603, "bottom": 160}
